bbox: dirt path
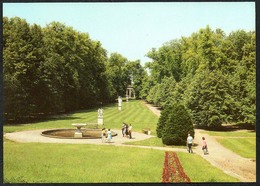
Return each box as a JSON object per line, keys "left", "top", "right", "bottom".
{"left": 142, "top": 101, "right": 256, "bottom": 182}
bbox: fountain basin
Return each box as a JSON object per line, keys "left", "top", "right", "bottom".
{"left": 41, "top": 128, "right": 117, "bottom": 139}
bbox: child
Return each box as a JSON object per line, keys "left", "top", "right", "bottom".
{"left": 106, "top": 129, "right": 112, "bottom": 143}
{"left": 202, "top": 137, "right": 208, "bottom": 155}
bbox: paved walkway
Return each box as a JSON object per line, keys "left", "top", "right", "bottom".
{"left": 4, "top": 128, "right": 189, "bottom": 154}
{"left": 4, "top": 101, "right": 256, "bottom": 182}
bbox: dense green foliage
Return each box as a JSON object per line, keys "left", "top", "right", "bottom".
{"left": 157, "top": 103, "right": 194, "bottom": 145}
{"left": 145, "top": 26, "right": 255, "bottom": 127}
{"left": 3, "top": 17, "right": 147, "bottom": 123}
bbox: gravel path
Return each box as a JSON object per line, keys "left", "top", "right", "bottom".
{"left": 4, "top": 101, "right": 256, "bottom": 182}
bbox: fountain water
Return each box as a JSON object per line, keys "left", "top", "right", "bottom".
{"left": 41, "top": 124, "right": 117, "bottom": 139}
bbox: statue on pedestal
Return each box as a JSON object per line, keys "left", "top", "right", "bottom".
{"left": 98, "top": 108, "right": 104, "bottom": 125}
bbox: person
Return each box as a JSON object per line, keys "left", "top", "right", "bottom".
{"left": 202, "top": 137, "right": 208, "bottom": 155}
{"left": 122, "top": 123, "right": 126, "bottom": 137}
{"left": 101, "top": 128, "right": 106, "bottom": 143}
{"left": 187, "top": 133, "right": 193, "bottom": 153}
{"left": 106, "top": 129, "right": 112, "bottom": 143}
{"left": 125, "top": 124, "right": 129, "bottom": 137}
{"left": 128, "top": 124, "right": 132, "bottom": 139}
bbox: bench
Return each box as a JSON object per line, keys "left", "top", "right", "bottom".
{"left": 142, "top": 128, "right": 151, "bottom": 135}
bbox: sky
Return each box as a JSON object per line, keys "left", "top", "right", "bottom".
{"left": 3, "top": 2, "right": 255, "bottom": 65}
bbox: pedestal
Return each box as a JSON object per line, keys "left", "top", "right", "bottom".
{"left": 118, "top": 106, "right": 122, "bottom": 111}
{"left": 74, "top": 132, "right": 83, "bottom": 138}
{"left": 72, "top": 123, "right": 86, "bottom": 138}
{"left": 98, "top": 117, "right": 104, "bottom": 125}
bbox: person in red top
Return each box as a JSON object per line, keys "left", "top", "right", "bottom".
{"left": 202, "top": 137, "right": 208, "bottom": 155}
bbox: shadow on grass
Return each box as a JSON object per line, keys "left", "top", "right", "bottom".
{"left": 4, "top": 102, "right": 118, "bottom": 126}
{"left": 4, "top": 116, "right": 82, "bottom": 126}
{"left": 195, "top": 123, "right": 255, "bottom": 132}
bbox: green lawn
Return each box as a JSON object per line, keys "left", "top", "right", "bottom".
{"left": 178, "top": 153, "right": 238, "bottom": 182}
{"left": 217, "top": 138, "right": 256, "bottom": 159}
{"left": 4, "top": 139, "right": 238, "bottom": 183}
{"left": 200, "top": 130, "right": 255, "bottom": 137}
{"left": 124, "top": 136, "right": 186, "bottom": 149}
{"left": 4, "top": 100, "right": 159, "bottom": 133}
{"left": 4, "top": 100, "right": 242, "bottom": 182}
{"left": 4, "top": 141, "right": 164, "bottom": 183}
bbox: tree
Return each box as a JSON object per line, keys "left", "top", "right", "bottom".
{"left": 105, "top": 53, "right": 131, "bottom": 99}
{"left": 3, "top": 17, "right": 36, "bottom": 121}
{"left": 144, "top": 26, "right": 255, "bottom": 128}
{"left": 125, "top": 60, "right": 146, "bottom": 99}
{"left": 157, "top": 103, "right": 194, "bottom": 145}
{"left": 3, "top": 17, "right": 112, "bottom": 122}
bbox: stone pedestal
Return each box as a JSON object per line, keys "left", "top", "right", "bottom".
{"left": 72, "top": 123, "right": 86, "bottom": 138}
{"left": 118, "top": 106, "right": 122, "bottom": 111}
{"left": 98, "top": 117, "right": 104, "bottom": 125}
{"left": 74, "top": 132, "right": 83, "bottom": 138}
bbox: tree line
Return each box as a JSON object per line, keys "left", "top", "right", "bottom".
{"left": 3, "top": 17, "right": 146, "bottom": 123}
{"left": 142, "top": 26, "right": 255, "bottom": 127}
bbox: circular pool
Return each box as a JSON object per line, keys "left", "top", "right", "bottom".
{"left": 41, "top": 128, "right": 117, "bottom": 139}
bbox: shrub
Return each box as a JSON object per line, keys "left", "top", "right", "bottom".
{"left": 157, "top": 103, "right": 194, "bottom": 145}
{"left": 156, "top": 106, "right": 171, "bottom": 138}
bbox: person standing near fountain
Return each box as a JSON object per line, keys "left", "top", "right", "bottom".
{"left": 101, "top": 128, "right": 106, "bottom": 143}
{"left": 128, "top": 124, "right": 133, "bottom": 139}
{"left": 106, "top": 129, "right": 112, "bottom": 143}
{"left": 122, "top": 123, "right": 126, "bottom": 137}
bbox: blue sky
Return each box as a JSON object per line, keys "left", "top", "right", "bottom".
{"left": 3, "top": 2, "right": 255, "bottom": 65}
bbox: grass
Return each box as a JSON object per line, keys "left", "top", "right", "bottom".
{"left": 217, "top": 138, "right": 256, "bottom": 159}
{"left": 4, "top": 140, "right": 239, "bottom": 183}
{"left": 123, "top": 136, "right": 186, "bottom": 149}
{"left": 200, "top": 130, "right": 256, "bottom": 137}
{"left": 3, "top": 100, "right": 159, "bottom": 133}
{"left": 178, "top": 152, "right": 239, "bottom": 182}
{"left": 4, "top": 142, "right": 164, "bottom": 183}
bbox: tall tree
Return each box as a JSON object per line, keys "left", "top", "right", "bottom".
{"left": 105, "top": 53, "right": 130, "bottom": 99}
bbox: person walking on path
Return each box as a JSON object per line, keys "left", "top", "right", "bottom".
{"left": 106, "top": 129, "right": 112, "bottom": 143}
{"left": 128, "top": 124, "right": 132, "bottom": 139}
{"left": 122, "top": 123, "right": 127, "bottom": 137}
{"left": 101, "top": 128, "right": 106, "bottom": 143}
{"left": 202, "top": 137, "right": 208, "bottom": 155}
{"left": 187, "top": 133, "right": 193, "bottom": 153}
{"left": 122, "top": 123, "right": 125, "bottom": 137}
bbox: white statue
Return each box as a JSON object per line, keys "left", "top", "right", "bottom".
{"left": 118, "top": 96, "right": 122, "bottom": 107}
{"left": 98, "top": 108, "right": 103, "bottom": 117}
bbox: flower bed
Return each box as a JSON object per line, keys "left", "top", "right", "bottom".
{"left": 162, "top": 151, "right": 191, "bottom": 182}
